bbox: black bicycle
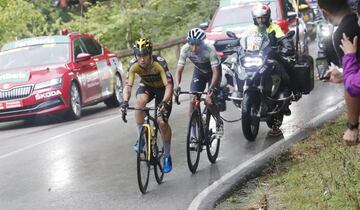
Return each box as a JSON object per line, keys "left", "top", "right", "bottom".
{"left": 175, "top": 91, "right": 221, "bottom": 174}
{"left": 122, "top": 106, "right": 164, "bottom": 193}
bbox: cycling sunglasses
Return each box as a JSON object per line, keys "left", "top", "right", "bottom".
{"left": 187, "top": 37, "right": 203, "bottom": 45}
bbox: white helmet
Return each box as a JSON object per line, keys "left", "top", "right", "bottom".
{"left": 187, "top": 28, "right": 206, "bottom": 45}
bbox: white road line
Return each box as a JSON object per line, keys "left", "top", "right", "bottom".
{"left": 188, "top": 100, "right": 345, "bottom": 210}
{"left": 0, "top": 115, "right": 121, "bottom": 160}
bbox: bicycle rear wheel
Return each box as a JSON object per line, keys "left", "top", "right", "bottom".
{"left": 154, "top": 130, "right": 164, "bottom": 184}
{"left": 186, "top": 109, "right": 202, "bottom": 174}
{"left": 205, "top": 111, "right": 220, "bottom": 163}
{"left": 137, "top": 126, "right": 150, "bottom": 194}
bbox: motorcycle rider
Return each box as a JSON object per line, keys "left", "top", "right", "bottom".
{"left": 246, "top": 3, "right": 296, "bottom": 115}
{"left": 121, "top": 38, "right": 174, "bottom": 173}
{"left": 174, "top": 28, "right": 224, "bottom": 135}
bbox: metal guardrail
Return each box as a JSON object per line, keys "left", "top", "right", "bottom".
{"left": 115, "top": 36, "right": 187, "bottom": 58}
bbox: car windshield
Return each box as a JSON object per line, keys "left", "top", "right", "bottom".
{"left": 212, "top": 2, "right": 280, "bottom": 28}
{"left": 0, "top": 43, "right": 70, "bottom": 70}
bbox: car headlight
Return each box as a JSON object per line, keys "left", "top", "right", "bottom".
{"left": 34, "top": 77, "right": 62, "bottom": 90}
{"left": 243, "top": 56, "right": 263, "bottom": 68}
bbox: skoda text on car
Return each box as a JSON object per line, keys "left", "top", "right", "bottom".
{"left": 0, "top": 33, "right": 124, "bottom": 121}
{"left": 201, "top": 0, "right": 296, "bottom": 59}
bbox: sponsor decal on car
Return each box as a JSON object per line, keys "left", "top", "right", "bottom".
{"left": 109, "top": 57, "right": 122, "bottom": 73}
{"left": 35, "top": 90, "right": 62, "bottom": 100}
{"left": 0, "top": 71, "right": 30, "bottom": 84}
{"left": 0, "top": 101, "right": 23, "bottom": 110}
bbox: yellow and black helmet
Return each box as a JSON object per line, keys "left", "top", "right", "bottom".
{"left": 133, "top": 38, "right": 152, "bottom": 56}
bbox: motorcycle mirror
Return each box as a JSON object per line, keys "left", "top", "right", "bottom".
{"left": 268, "top": 31, "right": 277, "bottom": 44}
{"left": 226, "top": 31, "right": 237, "bottom": 39}
{"left": 286, "top": 30, "right": 295, "bottom": 39}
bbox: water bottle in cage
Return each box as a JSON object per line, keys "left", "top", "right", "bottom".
{"left": 202, "top": 113, "right": 207, "bottom": 125}
{"left": 209, "top": 115, "right": 217, "bottom": 132}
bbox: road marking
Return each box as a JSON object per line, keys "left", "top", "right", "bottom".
{"left": 188, "top": 100, "right": 345, "bottom": 210}
{"left": 0, "top": 115, "right": 121, "bottom": 160}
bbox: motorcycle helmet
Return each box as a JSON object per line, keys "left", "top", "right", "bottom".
{"left": 133, "top": 38, "right": 152, "bottom": 56}
{"left": 251, "top": 3, "right": 271, "bottom": 27}
{"left": 187, "top": 28, "right": 206, "bottom": 45}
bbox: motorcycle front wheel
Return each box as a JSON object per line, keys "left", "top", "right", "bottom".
{"left": 241, "top": 92, "right": 260, "bottom": 141}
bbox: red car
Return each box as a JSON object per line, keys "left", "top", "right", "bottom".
{"left": 0, "top": 33, "right": 124, "bottom": 121}
{"left": 201, "top": 0, "right": 296, "bottom": 58}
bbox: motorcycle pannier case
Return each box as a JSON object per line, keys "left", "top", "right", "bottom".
{"left": 294, "top": 54, "right": 314, "bottom": 94}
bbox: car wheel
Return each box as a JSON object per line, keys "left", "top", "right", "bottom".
{"left": 104, "top": 73, "right": 123, "bottom": 108}
{"left": 66, "top": 82, "right": 81, "bottom": 120}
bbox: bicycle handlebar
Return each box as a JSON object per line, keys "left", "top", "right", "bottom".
{"left": 174, "top": 91, "right": 208, "bottom": 105}
{"left": 121, "top": 106, "right": 159, "bottom": 123}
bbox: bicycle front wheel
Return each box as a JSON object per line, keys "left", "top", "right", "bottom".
{"left": 186, "top": 109, "right": 202, "bottom": 174}
{"left": 205, "top": 111, "right": 220, "bottom": 163}
{"left": 137, "top": 126, "right": 150, "bottom": 194}
{"left": 154, "top": 130, "right": 164, "bottom": 184}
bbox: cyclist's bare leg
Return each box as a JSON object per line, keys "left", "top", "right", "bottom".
{"left": 190, "top": 96, "right": 197, "bottom": 137}
{"left": 205, "top": 95, "right": 223, "bottom": 135}
{"left": 205, "top": 95, "right": 221, "bottom": 122}
{"left": 135, "top": 94, "right": 149, "bottom": 136}
{"left": 157, "top": 117, "right": 172, "bottom": 157}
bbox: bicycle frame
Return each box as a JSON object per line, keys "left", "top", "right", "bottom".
{"left": 175, "top": 90, "right": 221, "bottom": 173}
{"left": 124, "top": 107, "right": 159, "bottom": 161}
{"left": 175, "top": 91, "right": 208, "bottom": 140}
{"left": 122, "top": 105, "right": 165, "bottom": 193}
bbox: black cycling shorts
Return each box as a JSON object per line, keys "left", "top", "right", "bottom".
{"left": 190, "top": 67, "right": 221, "bottom": 92}
{"left": 136, "top": 85, "right": 172, "bottom": 118}
{"left": 190, "top": 69, "right": 212, "bottom": 92}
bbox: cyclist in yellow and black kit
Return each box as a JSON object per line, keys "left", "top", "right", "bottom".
{"left": 121, "top": 38, "right": 174, "bottom": 173}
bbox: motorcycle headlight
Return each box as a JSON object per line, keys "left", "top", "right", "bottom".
{"left": 34, "top": 77, "right": 62, "bottom": 90}
{"left": 321, "top": 28, "right": 331, "bottom": 37}
{"left": 243, "top": 56, "right": 264, "bottom": 68}
{"left": 237, "top": 65, "right": 247, "bottom": 80}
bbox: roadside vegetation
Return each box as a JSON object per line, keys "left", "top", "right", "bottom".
{"left": 0, "top": 0, "right": 218, "bottom": 51}
{"left": 216, "top": 113, "right": 360, "bottom": 210}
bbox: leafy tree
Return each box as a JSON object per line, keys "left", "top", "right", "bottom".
{"left": 62, "top": 0, "right": 218, "bottom": 51}
{"left": 0, "top": 0, "right": 47, "bottom": 45}
{"left": 0, "top": 0, "right": 219, "bottom": 51}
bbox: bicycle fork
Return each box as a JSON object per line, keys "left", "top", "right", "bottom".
{"left": 142, "top": 124, "right": 156, "bottom": 162}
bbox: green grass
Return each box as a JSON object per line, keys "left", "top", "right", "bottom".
{"left": 217, "top": 114, "right": 360, "bottom": 210}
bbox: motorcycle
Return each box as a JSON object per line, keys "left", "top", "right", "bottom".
{"left": 220, "top": 30, "right": 314, "bottom": 141}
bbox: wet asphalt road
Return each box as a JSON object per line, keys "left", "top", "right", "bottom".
{"left": 0, "top": 47, "right": 345, "bottom": 209}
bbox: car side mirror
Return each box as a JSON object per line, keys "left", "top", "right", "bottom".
{"left": 76, "top": 53, "right": 91, "bottom": 62}
{"left": 287, "top": 11, "right": 297, "bottom": 20}
{"left": 226, "top": 31, "right": 237, "bottom": 39}
{"left": 199, "top": 22, "right": 209, "bottom": 30}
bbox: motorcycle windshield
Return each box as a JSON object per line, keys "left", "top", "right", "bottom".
{"left": 240, "top": 31, "right": 270, "bottom": 53}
